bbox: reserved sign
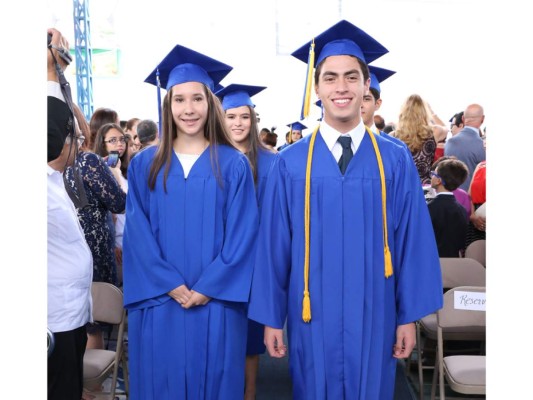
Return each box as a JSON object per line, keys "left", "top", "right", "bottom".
{"left": 454, "top": 291, "right": 486, "bottom": 311}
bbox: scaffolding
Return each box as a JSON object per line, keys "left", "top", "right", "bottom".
{"left": 73, "top": 0, "right": 93, "bottom": 121}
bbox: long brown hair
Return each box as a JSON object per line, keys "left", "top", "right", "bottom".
{"left": 93, "top": 122, "right": 130, "bottom": 179}
{"left": 228, "top": 105, "right": 267, "bottom": 184}
{"left": 88, "top": 107, "right": 119, "bottom": 150}
{"left": 148, "top": 84, "right": 235, "bottom": 191}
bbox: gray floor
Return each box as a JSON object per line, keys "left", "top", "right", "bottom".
{"left": 256, "top": 353, "right": 417, "bottom": 400}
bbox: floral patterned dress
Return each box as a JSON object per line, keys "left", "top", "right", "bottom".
{"left": 64, "top": 152, "right": 126, "bottom": 285}
{"left": 411, "top": 136, "right": 437, "bottom": 185}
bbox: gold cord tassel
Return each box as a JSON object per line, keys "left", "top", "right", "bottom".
{"left": 366, "top": 127, "right": 394, "bottom": 278}
{"left": 302, "top": 126, "right": 319, "bottom": 322}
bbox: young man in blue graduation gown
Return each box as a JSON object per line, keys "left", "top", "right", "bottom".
{"left": 248, "top": 20, "right": 443, "bottom": 400}
{"left": 123, "top": 45, "right": 259, "bottom": 400}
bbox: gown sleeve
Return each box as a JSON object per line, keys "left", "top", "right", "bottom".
{"left": 122, "top": 155, "right": 187, "bottom": 310}
{"left": 248, "top": 156, "right": 292, "bottom": 329}
{"left": 392, "top": 150, "right": 444, "bottom": 324}
{"left": 192, "top": 156, "right": 259, "bottom": 303}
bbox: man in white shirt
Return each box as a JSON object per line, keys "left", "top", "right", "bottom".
{"left": 47, "top": 27, "right": 93, "bottom": 400}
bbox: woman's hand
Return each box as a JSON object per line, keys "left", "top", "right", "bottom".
{"left": 168, "top": 285, "right": 193, "bottom": 305}
{"left": 182, "top": 290, "right": 211, "bottom": 309}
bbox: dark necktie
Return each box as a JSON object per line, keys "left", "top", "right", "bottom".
{"left": 337, "top": 136, "right": 353, "bottom": 174}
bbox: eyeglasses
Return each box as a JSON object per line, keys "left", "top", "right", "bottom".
{"left": 430, "top": 171, "right": 446, "bottom": 186}
{"left": 104, "top": 136, "right": 127, "bottom": 145}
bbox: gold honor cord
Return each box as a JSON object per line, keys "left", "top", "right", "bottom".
{"left": 302, "top": 125, "right": 320, "bottom": 322}
{"left": 302, "top": 125, "right": 393, "bottom": 322}
{"left": 365, "top": 127, "right": 393, "bottom": 278}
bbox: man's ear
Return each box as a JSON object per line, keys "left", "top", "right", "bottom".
{"left": 375, "top": 98, "right": 383, "bottom": 111}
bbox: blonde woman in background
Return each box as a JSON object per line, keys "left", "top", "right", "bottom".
{"left": 392, "top": 94, "right": 447, "bottom": 185}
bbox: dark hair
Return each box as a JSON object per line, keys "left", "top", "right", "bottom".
{"left": 93, "top": 122, "right": 130, "bottom": 179}
{"left": 315, "top": 55, "right": 370, "bottom": 85}
{"left": 263, "top": 132, "right": 278, "bottom": 147}
{"left": 434, "top": 158, "right": 469, "bottom": 191}
{"left": 126, "top": 117, "right": 141, "bottom": 131}
{"left": 369, "top": 87, "right": 381, "bottom": 102}
{"left": 148, "top": 83, "right": 235, "bottom": 192}
{"left": 450, "top": 111, "right": 464, "bottom": 127}
{"left": 137, "top": 119, "right": 158, "bottom": 144}
{"left": 383, "top": 124, "right": 395, "bottom": 134}
{"left": 374, "top": 114, "right": 385, "bottom": 130}
{"left": 89, "top": 107, "right": 119, "bottom": 150}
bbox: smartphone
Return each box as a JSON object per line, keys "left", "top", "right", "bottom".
{"left": 107, "top": 151, "right": 119, "bottom": 168}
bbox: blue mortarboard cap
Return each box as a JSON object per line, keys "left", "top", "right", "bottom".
{"left": 291, "top": 20, "right": 388, "bottom": 66}
{"left": 368, "top": 65, "right": 396, "bottom": 93}
{"left": 215, "top": 84, "right": 267, "bottom": 111}
{"left": 287, "top": 121, "right": 307, "bottom": 131}
{"left": 145, "top": 44, "right": 233, "bottom": 92}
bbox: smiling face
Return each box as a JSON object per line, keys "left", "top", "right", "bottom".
{"left": 170, "top": 81, "right": 208, "bottom": 139}
{"left": 315, "top": 55, "right": 369, "bottom": 133}
{"left": 224, "top": 105, "right": 251, "bottom": 150}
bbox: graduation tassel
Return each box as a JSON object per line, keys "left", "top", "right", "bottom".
{"left": 366, "top": 127, "right": 394, "bottom": 278}
{"left": 288, "top": 124, "right": 293, "bottom": 144}
{"left": 156, "top": 68, "right": 163, "bottom": 136}
{"left": 300, "top": 39, "right": 315, "bottom": 120}
{"left": 302, "top": 125, "right": 320, "bottom": 322}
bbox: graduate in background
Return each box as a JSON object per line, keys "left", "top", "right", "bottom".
{"left": 122, "top": 45, "right": 259, "bottom": 400}
{"left": 248, "top": 20, "right": 443, "bottom": 399}
{"left": 216, "top": 83, "right": 278, "bottom": 400}
{"left": 361, "top": 66, "right": 410, "bottom": 154}
{"left": 278, "top": 121, "right": 307, "bottom": 151}
{"left": 361, "top": 65, "right": 395, "bottom": 135}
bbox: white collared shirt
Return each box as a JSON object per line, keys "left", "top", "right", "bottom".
{"left": 319, "top": 120, "right": 366, "bottom": 163}
{"left": 47, "top": 165, "right": 93, "bottom": 332}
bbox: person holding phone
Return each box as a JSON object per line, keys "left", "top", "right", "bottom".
{"left": 122, "top": 44, "right": 259, "bottom": 400}
{"left": 64, "top": 122, "right": 127, "bottom": 351}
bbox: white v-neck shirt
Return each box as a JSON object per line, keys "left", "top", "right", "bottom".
{"left": 175, "top": 151, "right": 201, "bottom": 178}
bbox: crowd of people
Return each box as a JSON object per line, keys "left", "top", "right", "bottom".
{"left": 47, "top": 19, "right": 486, "bottom": 400}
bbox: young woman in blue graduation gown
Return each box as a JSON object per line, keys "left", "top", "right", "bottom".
{"left": 122, "top": 53, "right": 259, "bottom": 399}
{"left": 217, "top": 84, "right": 278, "bottom": 400}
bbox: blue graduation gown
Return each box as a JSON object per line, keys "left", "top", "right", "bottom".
{"left": 248, "top": 130, "right": 443, "bottom": 400}
{"left": 246, "top": 148, "right": 277, "bottom": 355}
{"left": 123, "top": 145, "right": 259, "bottom": 400}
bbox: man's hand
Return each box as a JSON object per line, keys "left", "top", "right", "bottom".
{"left": 264, "top": 326, "right": 287, "bottom": 358}
{"left": 393, "top": 322, "right": 416, "bottom": 359}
